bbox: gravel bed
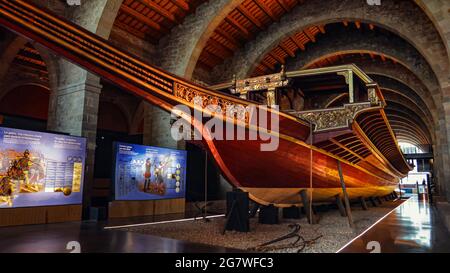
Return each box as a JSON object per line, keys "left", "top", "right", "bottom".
{"left": 122, "top": 200, "right": 400, "bottom": 253}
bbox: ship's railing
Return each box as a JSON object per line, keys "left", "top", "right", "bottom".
{"left": 0, "top": 0, "right": 306, "bottom": 129}
{"left": 212, "top": 64, "right": 385, "bottom": 132}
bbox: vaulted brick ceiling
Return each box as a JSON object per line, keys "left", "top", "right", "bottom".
{"left": 113, "top": 0, "right": 307, "bottom": 69}
{"left": 111, "top": 1, "right": 385, "bottom": 77}
{"left": 11, "top": 42, "right": 48, "bottom": 83}
{"left": 197, "top": 0, "right": 304, "bottom": 70}
{"left": 114, "top": 0, "right": 206, "bottom": 41}
{"left": 6, "top": 0, "right": 434, "bottom": 146}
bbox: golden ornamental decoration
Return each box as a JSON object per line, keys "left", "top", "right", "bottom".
{"left": 174, "top": 83, "right": 250, "bottom": 123}
{"left": 295, "top": 103, "right": 372, "bottom": 132}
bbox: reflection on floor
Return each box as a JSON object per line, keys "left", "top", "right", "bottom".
{"left": 1, "top": 196, "right": 449, "bottom": 253}
{"left": 105, "top": 208, "right": 225, "bottom": 229}
{"left": 0, "top": 220, "right": 241, "bottom": 253}
{"left": 339, "top": 196, "right": 450, "bottom": 253}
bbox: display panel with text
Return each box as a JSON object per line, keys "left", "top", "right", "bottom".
{"left": 0, "top": 127, "right": 86, "bottom": 208}
{"left": 114, "top": 142, "right": 187, "bottom": 201}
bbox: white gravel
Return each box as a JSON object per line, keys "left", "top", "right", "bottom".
{"left": 123, "top": 200, "right": 400, "bottom": 253}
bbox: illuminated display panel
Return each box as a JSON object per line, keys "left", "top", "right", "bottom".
{"left": 113, "top": 142, "right": 187, "bottom": 201}
{"left": 0, "top": 127, "right": 86, "bottom": 208}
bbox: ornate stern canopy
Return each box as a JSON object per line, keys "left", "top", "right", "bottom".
{"left": 212, "top": 64, "right": 411, "bottom": 177}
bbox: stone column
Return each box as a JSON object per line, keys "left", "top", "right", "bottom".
{"left": 442, "top": 97, "right": 450, "bottom": 201}
{"left": 142, "top": 103, "right": 180, "bottom": 149}
{"left": 140, "top": 0, "right": 242, "bottom": 151}
{"left": 47, "top": 61, "right": 102, "bottom": 212}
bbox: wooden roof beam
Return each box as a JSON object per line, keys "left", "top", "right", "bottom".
{"left": 197, "top": 60, "right": 213, "bottom": 71}
{"left": 120, "top": 5, "right": 167, "bottom": 33}
{"left": 237, "top": 6, "right": 263, "bottom": 29}
{"left": 114, "top": 21, "right": 147, "bottom": 40}
{"left": 275, "top": 0, "right": 290, "bottom": 12}
{"left": 304, "top": 28, "right": 316, "bottom": 42}
{"left": 318, "top": 25, "right": 326, "bottom": 34}
{"left": 16, "top": 50, "right": 42, "bottom": 61}
{"left": 215, "top": 27, "right": 241, "bottom": 47}
{"left": 290, "top": 36, "right": 305, "bottom": 51}
{"left": 269, "top": 52, "right": 285, "bottom": 64}
{"left": 202, "top": 49, "right": 224, "bottom": 64}
{"left": 225, "top": 17, "right": 251, "bottom": 39}
{"left": 254, "top": 0, "right": 278, "bottom": 21}
{"left": 280, "top": 43, "right": 295, "bottom": 57}
{"left": 15, "top": 55, "right": 46, "bottom": 67}
{"left": 207, "top": 38, "right": 235, "bottom": 56}
{"left": 22, "top": 46, "right": 40, "bottom": 55}
{"left": 139, "top": 0, "right": 178, "bottom": 24}
{"left": 169, "top": 0, "right": 190, "bottom": 12}
{"left": 261, "top": 59, "right": 275, "bottom": 70}
{"left": 254, "top": 66, "right": 267, "bottom": 76}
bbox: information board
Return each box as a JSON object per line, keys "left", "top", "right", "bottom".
{"left": 0, "top": 127, "right": 86, "bottom": 208}
{"left": 114, "top": 142, "right": 187, "bottom": 201}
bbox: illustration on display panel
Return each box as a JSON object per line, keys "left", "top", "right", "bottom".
{"left": 0, "top": 127, "right": 86, "bottom": 208}
{"left": 114, "top": 142, "right": 187, "bottom": 201}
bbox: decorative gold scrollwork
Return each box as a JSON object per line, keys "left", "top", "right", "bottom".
{"left": 295, "top": 103, "right": 372, "bottom": 132}
{"left": 174, "top": 83, "right": 251, "bottom": 123}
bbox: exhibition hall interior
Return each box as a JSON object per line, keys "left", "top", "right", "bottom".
{"left": 1, "top": 0, "right": 450, "bottom": 256}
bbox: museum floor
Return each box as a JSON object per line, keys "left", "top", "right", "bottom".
{"left": 339, "top": 196, "right": 450, "bottom": 253}
{"left": 0, "top": 196, "right": 449, "bottom": 253}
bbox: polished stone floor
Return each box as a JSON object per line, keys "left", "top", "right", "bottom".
{"left": 0, "top": 220, "right": 241, "bottom": 253}
{"left": 1, "top": 196, "right": 449, "bottom": 253}
{"left": 339, "top": 196, "right": 450, "bottom": 253}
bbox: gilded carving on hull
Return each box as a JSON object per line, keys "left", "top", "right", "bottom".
{"left": 294, "top": 103, "right": 373, "bottom": 132}
{"left": 174, "top": 82, "right": 250, "bottom": 123}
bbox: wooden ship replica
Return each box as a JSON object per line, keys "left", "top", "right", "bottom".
{"left": 0, "top": 0, "right": 411, "bottom": 208}
{"left": 210, "top": 66, "right": 411, "bottom": 206}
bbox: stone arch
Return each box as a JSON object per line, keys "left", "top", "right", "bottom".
{"left": 382, "top": 90, "right": 433, "bottom": 143}
{"left": 385, "top": 105, "right": 431, "bottom": 145}
{"left": 415, "top": 0, "right": 450, "bottom": 86}
{"left": 282, "top": 29, "right": 440, "bottom": 111}
{"left": 129, "top": 101, "right": 146, "bottom": 135}
{"left": 0, "top": 81, "right": 49, "bottom": 101}
{"left": 371, "top": 75, "right": 434, "bottom": 130}
{"left": 0, "top": 34, "right": 27, "bottom": 83}
{"left": 67, "top": 0, "right": 123, "bottom": 39}
{"left": 382, "top": 89, "right": 432, "bottom": 136}
{"left": 304, "top": 54, "right": 439, "bottom": 128}
{"left": 97, "top": 101, "right": 129, "bottom": 133}
{"left": 158, "top": 0, "right": 242, "bottom": 78}
{"left": 0, "top": 41, "right": 51, "bottom": 104}
{"left": 209, "top": 0, "right": 447, "bottom": 88}
{"left": 0, "top": 84, "right": 50, "bottom": 121}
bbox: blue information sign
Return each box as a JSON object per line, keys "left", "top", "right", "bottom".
{"left": 114, "top": 142, "right": 187, "bottom": 201}
{"left": 0, "top": 127, "right": 86, "bottom": 208}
